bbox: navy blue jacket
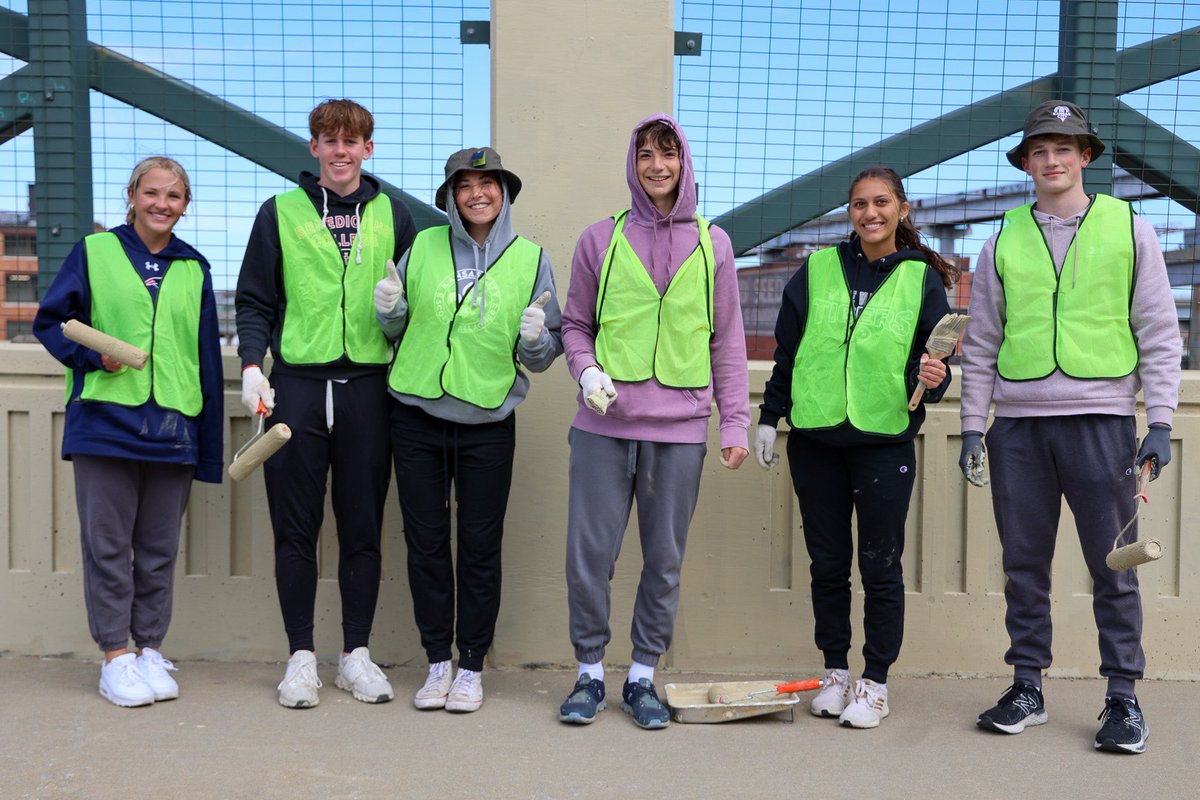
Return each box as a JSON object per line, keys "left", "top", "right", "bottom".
{"left": 33, "top": 224, "right": 225, "bottom": 483}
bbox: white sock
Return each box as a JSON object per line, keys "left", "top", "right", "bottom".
{"left": 627, "top": 661, "right": 654, "bottom": 685}
{"left": 578, "top": 661, "right": 604, "bottom": 682}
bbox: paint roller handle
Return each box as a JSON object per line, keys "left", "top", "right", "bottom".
{"left": 774, "top": 679, "right": 822, "bottom": 694}
{"left": 1134, "top": 461, "right": 1152, "bottom": 504}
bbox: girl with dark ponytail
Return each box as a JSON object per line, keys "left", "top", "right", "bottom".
{"left": 753, "top": 165, "right": 956, "bottom": 729}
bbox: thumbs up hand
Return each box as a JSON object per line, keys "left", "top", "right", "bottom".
{"left": 520, "top": 290, "right": 552, "bottom": 344}
{"left": 374, "top": 259, "right": 405, "bottom": 316}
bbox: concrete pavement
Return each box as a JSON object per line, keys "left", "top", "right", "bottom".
{"left": 3, "top": 656, "right": 1194, "bottom": 799}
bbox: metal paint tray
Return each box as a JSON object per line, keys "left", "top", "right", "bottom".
{"left": 664, "top": 680, "right": 799, "bottom": 724}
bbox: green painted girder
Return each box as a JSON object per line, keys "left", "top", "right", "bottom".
{"left": 1057, "top": 1, "right": 1117, "bottom": 196}
{"left": 0, "top": 6, "right": 444, "bottom": 231}
{"left": 1113, "top": 101, "right": 1200, "bottom": 214}
{"left": 0, "top": 66, "right": 35, "bottom": 145}
{"left": 89, "top": 47, "right": 444, "bottom": 230}
{"left": 713, "top": 25, "right": 1200, "bottom": 256}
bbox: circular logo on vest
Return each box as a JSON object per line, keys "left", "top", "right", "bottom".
{"left": 432, "top": 275, "right": 503, "bottom": 331}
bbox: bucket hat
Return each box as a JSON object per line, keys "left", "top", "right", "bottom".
{"left": 434, "top": 147, "right": 523, "bottom": 211}
{"left": 1006, "top": 100, "right": 1106, "bottom": 169}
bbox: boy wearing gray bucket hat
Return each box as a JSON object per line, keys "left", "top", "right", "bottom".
{"left": 959, "top": 100, "right": 1180, "bottom": 754}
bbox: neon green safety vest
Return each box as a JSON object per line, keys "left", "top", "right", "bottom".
{"left": 388, "top": 227, "right": 542, "bottom": 409}
{"left": 790, "top": 247, "right": 927, "bottom": 435}
{"left": 594, "top": 211, "right": 715, "bottom": 388}
{"left": 71, "top": 232, "right": 204, "bottom": 416}
{"left": 994, "top": 195, "right": 1138, "bottom": 380}
{"left": 275, "top": 188, "right": 394, "bottom": 365}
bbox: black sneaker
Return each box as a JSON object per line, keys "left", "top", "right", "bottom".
{"left": 559, "top": 673, "right": 606, "bottom": 724}
{"left": 1095, "top": 696, "right": 1148, "bottom": 754}
{"left": 977, "top": 682, "right": 1048, "bottom": 734}
{"left": 620, "top": 678, "right": 670, "bottom": 730}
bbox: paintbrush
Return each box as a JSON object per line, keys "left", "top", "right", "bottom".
{"left": 908, "top": 313, "right": 969, "bottom": 411}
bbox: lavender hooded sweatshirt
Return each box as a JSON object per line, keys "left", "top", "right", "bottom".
{"left": 561, "top": 113, "right": 750, "bottom": 450}
{"left": 960, "top": 201, "right": 1181, "bottom": 433}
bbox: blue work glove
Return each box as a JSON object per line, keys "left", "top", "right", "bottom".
{"left": 1135, "top": 423, "right": 1172, "bottom": 480}
{"left": 959, "top": 431, "right": 987, "bottom": 487}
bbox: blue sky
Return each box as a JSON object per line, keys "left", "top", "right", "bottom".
{"left": 1, "top": 0, "right": 1198, "bottom": 289}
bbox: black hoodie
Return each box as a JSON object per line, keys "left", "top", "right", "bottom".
{"left": 235, "top": 171, "right": 417, "bottom": 379}
{"left": 759, "top": 238, "right": 953, "bottom": 445}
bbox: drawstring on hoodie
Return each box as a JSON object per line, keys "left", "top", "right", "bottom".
{"left": 320, "top": 186, "right": 365, "bottom": 265}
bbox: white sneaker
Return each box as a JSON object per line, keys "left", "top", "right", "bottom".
{"left": 445, "top": 667, "right": 483, "bottom": 713}
{"left": 277, "top": 650, "right": 322, "bottom": 709}
{"left": 99, "top": 653, "right": 155, "bottom": 708}
{"left": 810, "top": 668, "right": 851, "bottom": 717}
{"left": 335, "top": 647, "right": 394, "bottom": 704}
{"left": 840, "top": 678, "right": 890, "bottom": 728}
{"left": 414, "top": 660, "right": 454, "bottom": 710}
{"left": 137, "top": 648, "right": 179, "bottom": 701}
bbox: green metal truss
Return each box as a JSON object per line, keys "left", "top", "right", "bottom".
{"left": 0, "top": 2, "right": 443, "bottom": 291}
{"left": 711, "top": 4, "right": 1200, "bottom": 255}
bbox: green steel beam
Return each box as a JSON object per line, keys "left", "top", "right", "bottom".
{"left": 1112, "top": 102, "right": 1200, "bottom": 214}
{"left": 0, "top": 66, "right": 35, "bottom": 145}
{"left": 29, "top": 0, "right": 94, "bottom": 294}
{"left": 714, "top": 24, "right": 1200, "bottom": 255}
{"left": 89, "top": 47, "right": 444, "bottom": 230}
{"left": 0, "top": 6, "right": 30, "bottom": 61}
{"left": 1058, "top": 2, "right": 1117, "bottom": 195}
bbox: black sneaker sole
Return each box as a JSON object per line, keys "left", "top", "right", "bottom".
{"left": 1095, "top": 731, "right": 1148, "bottom": 754}
{"left": 977, "top": 710, "right": 1048, "bottom": 734}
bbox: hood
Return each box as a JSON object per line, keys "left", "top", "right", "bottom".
{"left": 113, "top": 223, "right": 206, "bottom": 264}
{"left": 626, "top": 113, "right": 697, "bottom": 225}
{"left": 297, "top": 170, "right": 383, "bottom": 206}
{"left": 445, "top": 176, "right": 517, "bottom": 252}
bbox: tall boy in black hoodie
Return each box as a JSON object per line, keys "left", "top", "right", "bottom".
{"left": 235, "top": 99, "right": 416, "bottom": 708}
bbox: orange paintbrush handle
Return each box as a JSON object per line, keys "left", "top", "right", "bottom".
{"left": 775, "top": 679, "right": 822, "bottom": 694}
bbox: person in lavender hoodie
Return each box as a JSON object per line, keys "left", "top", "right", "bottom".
{"left": 557, "top": 114, "right": 750, "bottom": 730}
{"left": 961, "top": 100, "right": 1180, "bottom": 755}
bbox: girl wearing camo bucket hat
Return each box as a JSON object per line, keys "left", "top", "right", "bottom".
{"left": 961, "top": 100, "right": 1180, "bottom": 754}
{"left": 375, "top": 147, "right": 562, "bottom": 713}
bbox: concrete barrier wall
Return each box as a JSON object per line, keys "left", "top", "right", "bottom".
{"left": 2, "top": 341, "right": 1197, "bottom": 679}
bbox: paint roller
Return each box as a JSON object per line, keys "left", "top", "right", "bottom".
{"left": 61, "top": 319, "right": 149, "bottom": 370}
{"left": 1106, "top": 461, "right": 1164, "bottom": 571}
{"left": 228, "top": 402, "right": 291, "bottom": 481}
{"left": 707, "top": 679, "right": 823, "bottom": 705}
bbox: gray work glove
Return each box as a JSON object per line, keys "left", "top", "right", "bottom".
{"left": 959, "top": 431, "right": 988, "bottom": 487}
{"left": 754, "top": 424, "right": 779, "bottom": 470}
{"left": 1135, "top": 423, "right": 1172, "bottom": 480}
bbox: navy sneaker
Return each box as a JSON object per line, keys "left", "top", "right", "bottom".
{"left": 620, "top": 678, "right": 670, "bottom": 730}
{"left": 1095, "top": 696, "right": 1148, "bottom": 754}
{"left": 977, "top": 682, "right": 1048, "bottom": 734}
{"left": 559, "top": 673, "right": 606, "bottom": 724}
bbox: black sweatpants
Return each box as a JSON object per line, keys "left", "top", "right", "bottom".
{"left": 390, "top": 400, "right": 516, "bottom": 672}
{"left": 987, "top": 414, "right": 1144, "bottom": 698}
{"left": 263, "top": 371, "right": 392, "bottom": 654}
{"left": 787, "top": 433, "right": 915, "bottom": 683}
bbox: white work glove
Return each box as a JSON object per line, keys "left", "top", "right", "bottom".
{"left": 374, "top": 259, "right": 404, "bottom": 316}
{"left": 754, "top": 424, "right": 779, "bottom": 470}
{"left": 579, "top": 365, "right": 617, "bottom": 415}
{"left": 241, "top": 366, "right": 275, "bottom": 416}
{"left": 520, "top": 291, "right": 551, "bottom": 344}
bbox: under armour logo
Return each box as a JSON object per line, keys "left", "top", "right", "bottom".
{"left": 145, "top": 261, "right": 160, "bottom": 272}
{"left": 1051, "top": 105, "right": 1072, "bottom": 122}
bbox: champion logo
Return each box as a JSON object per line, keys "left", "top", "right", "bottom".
{"left": 1051, "top": 105, "right": 1072, "bottom": 122}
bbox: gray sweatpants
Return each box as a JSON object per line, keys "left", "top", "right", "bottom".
{"left": 73, "top": 455, "right": 194, "bottom": 652}
{"left": 565, "top": 429, "right": 706, "bottom": 667}
{"left": 987, "top": 415, "right": 1144, "bottom": 697}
